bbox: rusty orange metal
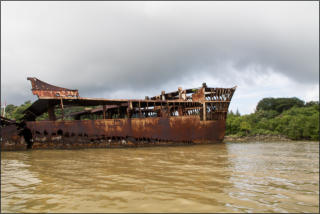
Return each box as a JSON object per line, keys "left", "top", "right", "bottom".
{"left": 1, "top": 78, "right": 236, "bottom": 150}
{"left": 27, "top": 77, "right": 79, "bottom": 98}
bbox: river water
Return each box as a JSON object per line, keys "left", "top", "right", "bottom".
{"left": 1, "top": 141, "right": 319, "bottom": 213}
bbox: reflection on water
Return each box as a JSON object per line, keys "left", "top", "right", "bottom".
{"left": 1, "top": 141, "right": 319, "bottom": 213}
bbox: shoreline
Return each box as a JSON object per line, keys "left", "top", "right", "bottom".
{"left": 224, "top": 134, "right": 294, "bottom": 142}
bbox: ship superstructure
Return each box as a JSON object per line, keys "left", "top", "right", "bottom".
{"left": 1, "top": 78, "right": 236, "bottom": 150}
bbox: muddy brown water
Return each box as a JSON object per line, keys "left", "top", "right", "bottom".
{"left": 1, "top": 141, "right": 319, "bottom": 213}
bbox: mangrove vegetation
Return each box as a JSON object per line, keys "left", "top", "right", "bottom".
{"left": 226, "top": 98, "right": 319, "bottom": 141}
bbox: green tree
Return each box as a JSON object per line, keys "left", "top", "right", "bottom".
{"left": 3, "top": 104, "right": 17, "bottom": 119}
{"left": 236, "top": 109, "right": 240, "bottom": 116}
{"left": 11, "top": 101, "right": 32, "bottom": 122}
{"left": 240, "top": 121, "right": 251, "bottom": 135}
{"left": 256, "top": 97, "right": 304, "bottom": 113}
{"left": 226, "top": 97, "right": 319, "bottom": 141}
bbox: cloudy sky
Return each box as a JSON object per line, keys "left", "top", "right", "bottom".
{"left": 1, "top": 1, "right": 319, "bottom": 114}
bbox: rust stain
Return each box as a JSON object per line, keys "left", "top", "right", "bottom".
{"left": 1, "top": 78, "right": 236, "bottom": 150}
{"left": 27, "top": 77, "right": 79, "bottom": 98}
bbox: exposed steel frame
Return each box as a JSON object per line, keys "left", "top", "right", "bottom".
{"left": 1, "top": 78, "right": 236, "bottom": 150}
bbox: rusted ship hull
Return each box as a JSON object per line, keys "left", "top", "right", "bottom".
{"left": 1, "top": 117, "right": 225, "bottom": 150}
{"left": 1, "top": 125, "right": 27, "bottom": 151}
{"left": 1, "top": 78, "right": 235, "bottom": 151}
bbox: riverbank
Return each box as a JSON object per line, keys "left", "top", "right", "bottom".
{"left": 224, "top": 134, "right": 293, "bottom": 142}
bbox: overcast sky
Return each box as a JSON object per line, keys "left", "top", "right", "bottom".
{"left": 1, "top": 1, "right": 319, "bottom": 114}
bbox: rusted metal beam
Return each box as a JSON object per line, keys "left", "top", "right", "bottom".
{"left": 24, "top": 79, "right": 236, "bottom": 123}
{"left": 103, "top": 105, "right": 106, "bottom": 119}
{"left": 27, "top": 77, "right": 79, "bottom": 98}
{"left": 203, "top": 102, "right": 206, "bottom": 121}
{"left": 48, "top": 105, "right": 56, "bottom": 121}
{"left": 60, "top": 98, "right": 64, "bottom": 120}
{"left": 0, "top": 116, "right": 17, "bottom": 127}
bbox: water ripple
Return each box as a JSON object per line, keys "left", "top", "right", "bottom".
{"left": 1, "top": 141, "right": 319, "bottom": 213}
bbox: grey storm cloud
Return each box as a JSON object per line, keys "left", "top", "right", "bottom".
{"left": 1, "top": 1, "right": 319, "bottom": 104}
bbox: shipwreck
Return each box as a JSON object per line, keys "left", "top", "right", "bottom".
{"left": 1, "top": 78, "right": 236, "bottom": 150}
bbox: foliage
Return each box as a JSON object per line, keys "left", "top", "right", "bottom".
{"left": 256, "top": 97, "right": 305, "bottom": 113}
{"left": 227, "top": 99, "right": 319, "bottom": 141}
{"left": 2, "top": 101, "right": 91, "bottom": 122}
{"left": 36, "top": 106, "right": 89, "bottom": 121}
{"left": 2, "top": 101, "right": 32, "bottom": 122}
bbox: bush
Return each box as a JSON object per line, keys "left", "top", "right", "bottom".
{"left": 226, "top": 98, "right": 319, "bottom": 141}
